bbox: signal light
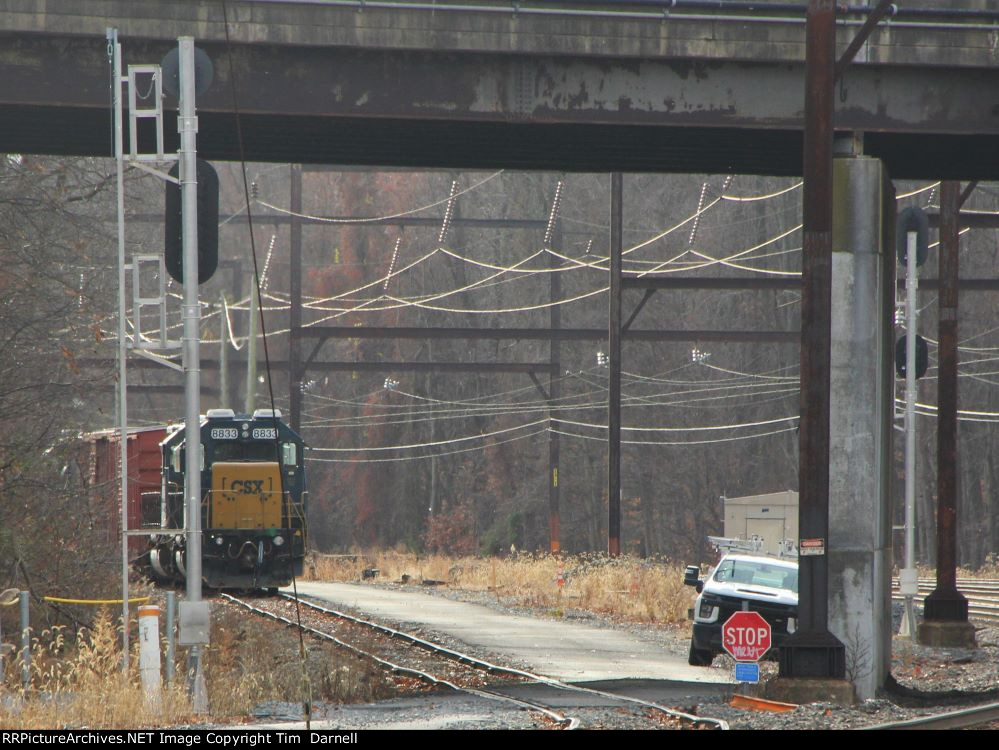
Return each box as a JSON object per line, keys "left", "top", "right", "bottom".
{"left": 164, "top": 158, "right": 219, "bottom": 284}
{"left": 895, "top": 335, "right": 928, "bottom": 379}
{"left": 896, "top": 206, "right": 929, "bottom": 267}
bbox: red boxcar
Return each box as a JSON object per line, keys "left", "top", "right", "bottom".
{"left": 84, "top": 425, "right": 168, "bottom": 558}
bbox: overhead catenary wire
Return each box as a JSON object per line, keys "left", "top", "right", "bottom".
{"left": 295, "top": 177, "right": 927, "bottom": 317}
{"left": 292, "top": 354, "right": 797, "bottom": 438}
{"left": 309, "top": 418, "right": 549, "bottom": 452}
{"left": 292, "top": 359, "right": 799, "bottom": 413}
{"left": 222, "top": 295, "right": 244, "bottom": 351}
{"left": 299, "top": 373, "right": 800, "bottom": 429}
{"left": 106, "top": 154, "right": 999, "bottom": 476}
{"left": 292, "top": 180, "right": 808, "bottom": 315}
{"left": 299, "top": 387, "right": 796, "bottom": 427}
{"left": 299, "top": 225, "right": 803, "bottom": 318}
{"left": 551, "top": 424, "right": 798, "bottom": 446}
{"left": 896, "top": 398, "right": 999, "bottom": 423}
{"left": 121, "top": 176, "right": 944, "bottom": 343}
{"left": 896, "top": 182, "right": 940, "bottom": 200}
{"left": 299, "top": 388, "right": 798, "bottom": 429}
{"left": 255, "top": 170, "right": 504, "bottom": 225}
{"left": 307, "top": 426, "right": 549, "bottom": 463}
{"left": 555, "top": 414, "right": 798, "bottom": 433}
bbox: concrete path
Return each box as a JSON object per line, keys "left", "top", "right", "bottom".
{"left": 287, "top": 581, "right": 730, "bottom": 685}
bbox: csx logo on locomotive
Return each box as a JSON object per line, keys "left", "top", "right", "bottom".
{"left": 228, "top": 479, "right": 268, "bottom": 495}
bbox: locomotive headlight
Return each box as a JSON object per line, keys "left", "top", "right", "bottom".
{"left": 215, "top": 536, "right": 224, "bottom": 546}
{"left": 273, "top": 535, "right": 285, "bottom": 547}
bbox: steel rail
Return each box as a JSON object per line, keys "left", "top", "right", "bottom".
{"left": 220, "top": 593, "right": 579, "bottom": 729}
{"left": 890, "top": 578, "right": 999, "bottom": 623}
{"left": 275, "top": 591, "right": 728, "bottom": 729}
{"left": 889, "top": 595, "right": 999, "bottom": 623}
{"left": 861, "top": 701, "right": 999, "bottom": 731}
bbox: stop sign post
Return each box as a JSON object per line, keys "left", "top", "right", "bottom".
{"left": 722, "top": 611, "right": 772, "bottom": 662}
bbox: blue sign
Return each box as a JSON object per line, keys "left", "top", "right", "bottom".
{"left": 735, "top": 662, "right": 760, "bottom": 684}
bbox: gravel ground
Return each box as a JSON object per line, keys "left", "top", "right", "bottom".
{"left": 229, "top": 594, "right": 708, "bottom": 729}
{"left": 225, "top": 582, "right": 999, "bottom": 729}
{"left": 247, "top": 693, "right": 693, "bottom": 730}
{"left": 353, "top": 581, "right": 999, "bottom": 729}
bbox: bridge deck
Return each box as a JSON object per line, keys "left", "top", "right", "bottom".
{"left": 2, "top": 1, "right": 999, "bottom": 176}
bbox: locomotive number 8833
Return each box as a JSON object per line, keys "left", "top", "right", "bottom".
{"left": 147, "top": 408, "right": 307, "bottom": 592}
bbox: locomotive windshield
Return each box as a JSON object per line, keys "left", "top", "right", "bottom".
{"left": 213, "top": 441, "right": 279, "bottom": 462}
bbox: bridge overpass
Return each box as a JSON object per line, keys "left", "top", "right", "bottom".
{"left": 2, "top": 0, "right": 999, "bottom": 176}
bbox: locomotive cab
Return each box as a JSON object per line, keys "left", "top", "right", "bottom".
{"left": 148, "top": 408, "right": 307, "bottom": 591}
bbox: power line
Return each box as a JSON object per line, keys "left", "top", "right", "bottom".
{"left": 308, "top": 418, "right": 548, "bottom": 452}
{"left": 256, "top": 170, "right": 505, "bottom": 224}
{"left": 307, "top": 427, "right": 548, "bottom": 463}
{"left": 551, "top": 425, "right": 797, "bottom": 447}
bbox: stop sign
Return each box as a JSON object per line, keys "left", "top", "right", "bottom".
{"left": 721, "top": 611, "right": 772, "bottom": 662}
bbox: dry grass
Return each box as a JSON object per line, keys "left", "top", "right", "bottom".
{"left": 307, "top": 552, "right": 695, "bottom": 624}
{"left": 0, "top": 610, "right": 192, "bottom": 729}
{"left": 957, "top": 556, "right": 999, "bottom": 580}
{"left": 0, "top": 600, "right": 396, "bottom": 729}
{"left": 916, "top": 558, "right": 999, "bottom": 581}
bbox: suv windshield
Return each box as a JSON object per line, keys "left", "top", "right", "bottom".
{"left": 712, "top": 559, "right": 798, "bottom": 593}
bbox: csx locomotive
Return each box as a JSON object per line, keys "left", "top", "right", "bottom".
{"left": 146, "top": 408, "right": 307, "bottom": 591}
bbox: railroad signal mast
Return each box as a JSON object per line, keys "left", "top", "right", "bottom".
{"left": 110, "top": 30, "right": 213, "bottom": 709}
{"left": 896, "top": 207, "right": 930, "bottom": 639}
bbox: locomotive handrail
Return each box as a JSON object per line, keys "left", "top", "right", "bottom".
{"left": 286, "top": 491, "right": 307, "bottom": 528}
{"left": 288, "top": 490, "right": 308, "bottom": 548}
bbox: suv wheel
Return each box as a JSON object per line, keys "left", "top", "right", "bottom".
{"left": 688, "top": 642, "right": 715, "bottom": 666}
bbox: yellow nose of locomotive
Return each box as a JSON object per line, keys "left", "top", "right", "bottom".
{"left": 210, "top": 462, "right": 282, "bottom": 529}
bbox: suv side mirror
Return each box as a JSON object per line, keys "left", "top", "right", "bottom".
{"left": 683, "top": 565, "right": 703, "bottom": 592}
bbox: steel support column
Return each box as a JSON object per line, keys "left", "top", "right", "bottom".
{"left": 919, "top": 181, "right": 974, "bottom": 644}
{"left": 779, "top": 0, "right": 846, "bottom": 680}
{"left": 289, "top": 164, "right": 303, "bottom": 431}
{"left": 608, "top": 173, "right": 622, "bottom": 557}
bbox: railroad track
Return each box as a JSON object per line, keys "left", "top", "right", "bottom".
{"left": 891, "top": 578, "right": 999, "bottom": 623}
{"left": 221, "top": 591, "right": 728, "bottom": 731}
{"left": 862, "top": 701, "right": 999, "bottom": 730}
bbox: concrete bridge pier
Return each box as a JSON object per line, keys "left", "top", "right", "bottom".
{"left": 769, "top": 140, "right": 893, "bottom": 706}
{"left": 826, "top": 141, "right": 894, "bottom": 701}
